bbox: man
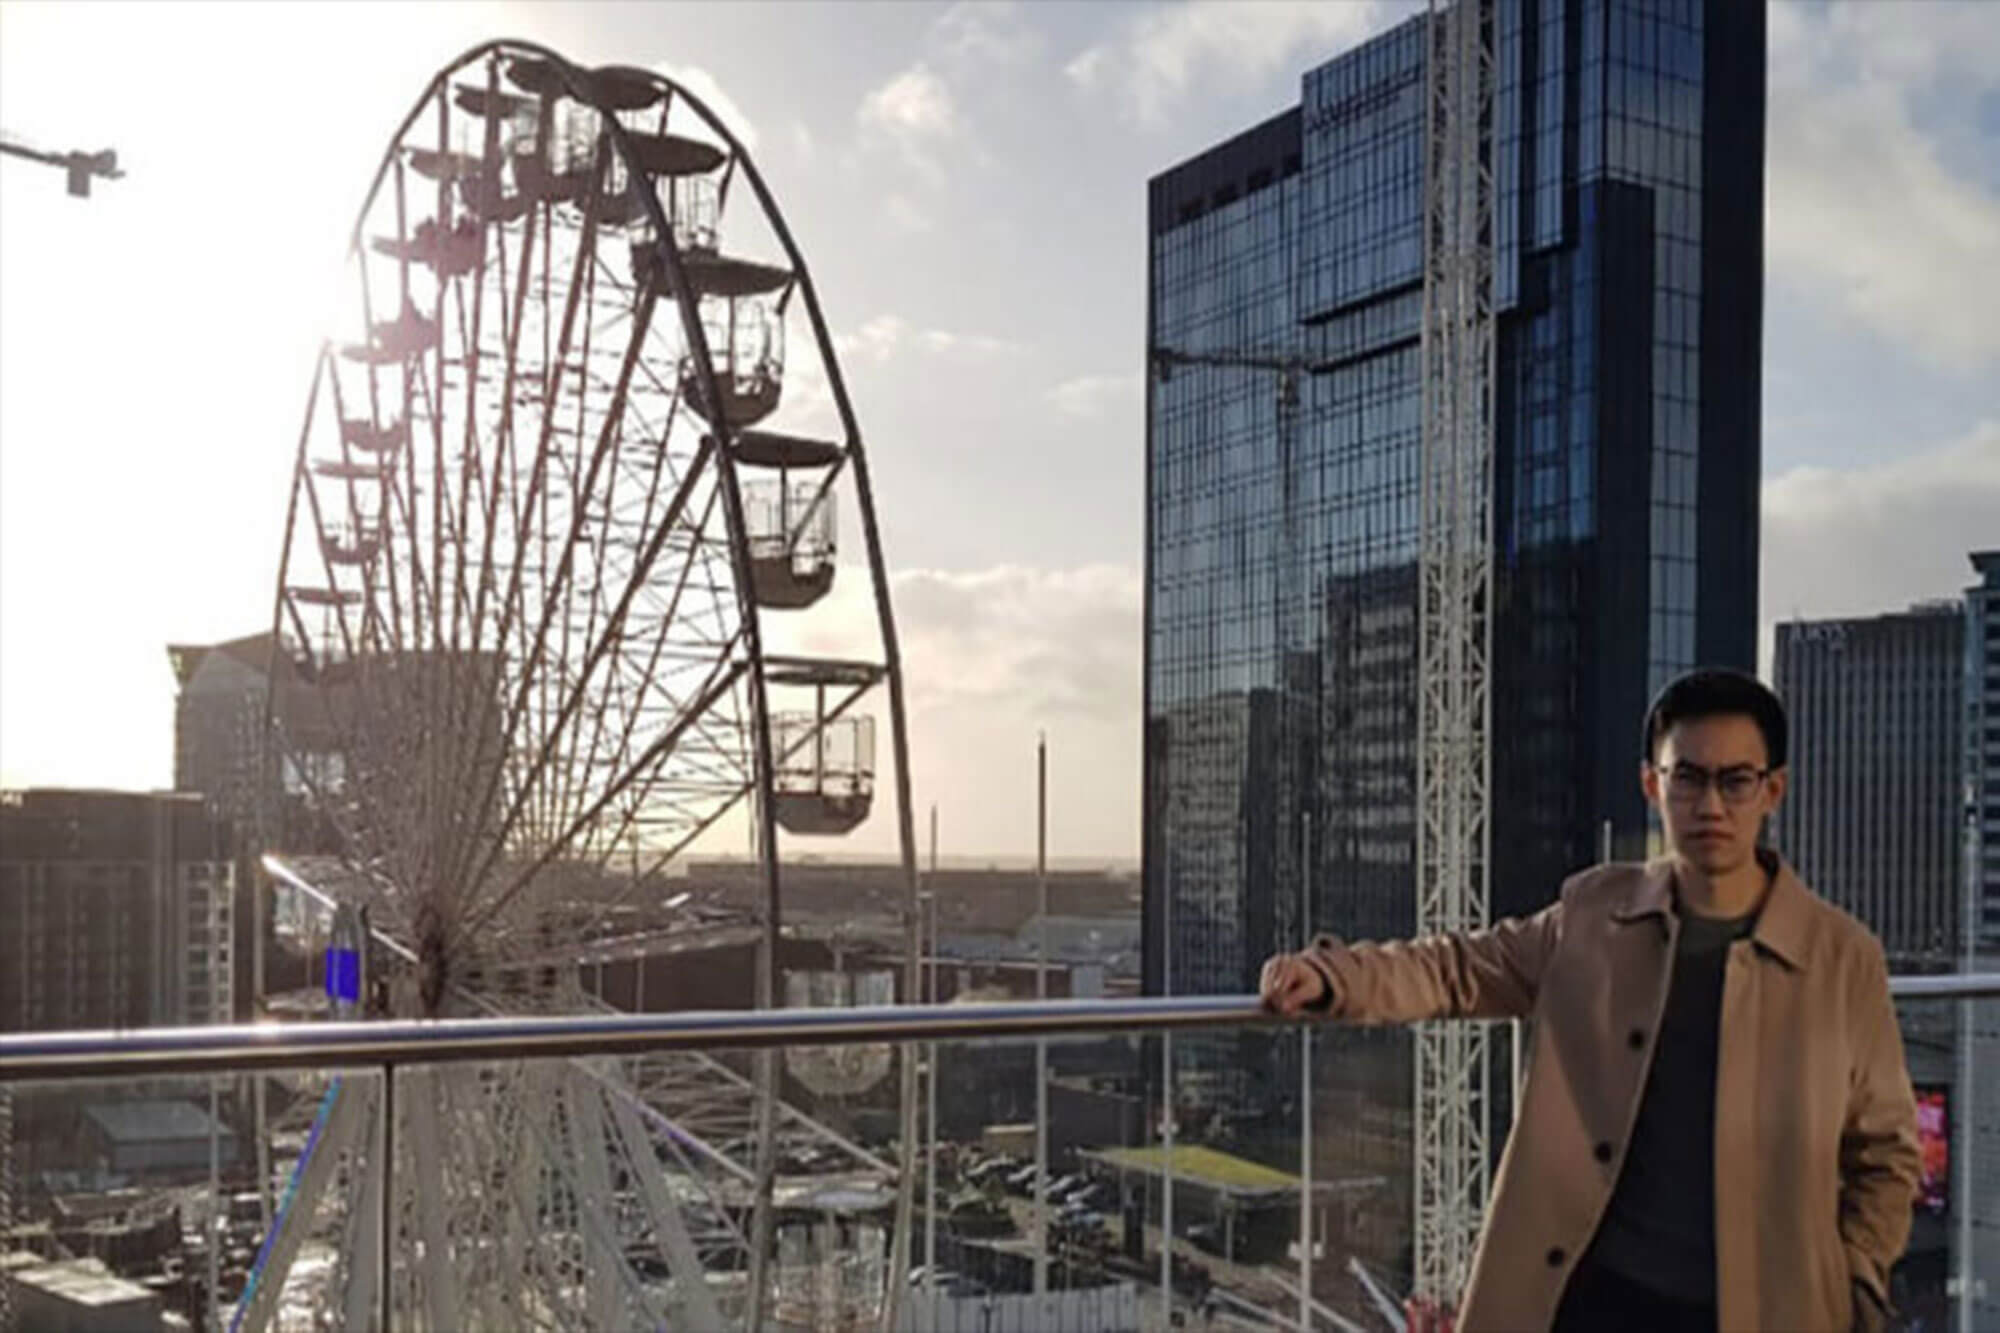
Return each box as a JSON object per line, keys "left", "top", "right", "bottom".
{"left": 1261, "top": 669, "right": 1919, "bottom": 1332}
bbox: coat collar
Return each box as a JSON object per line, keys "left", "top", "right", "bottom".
{"left": 1610, "top": 850, "right": 1813, "bottom": 971}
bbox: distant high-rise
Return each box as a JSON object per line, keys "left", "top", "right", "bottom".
{"left": 169, "top": 631, "right": 344, "bottom": 855}
{"left": 1772, "top": 605, "right": 1965, "bottom": 963}
{"left": 1956, "top": 552, "right": 1999, "bottom": 1333}
{"left": 0, "top": 788, "right": 234, "bottom": 1032}
{"left": 1966, "top": 551, "right": 2000, "bottom": 951}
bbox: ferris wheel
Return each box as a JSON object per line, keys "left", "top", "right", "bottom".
{"left": 251, "top": 40, "right": 921, "bottom": 1330}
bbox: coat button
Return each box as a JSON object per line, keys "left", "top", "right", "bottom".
{"left": 1546, "top": 1247, "right": 1566, "bottom": 1267}
{"left": 1627, "top": 1028, "right": 1645, "bottom": 1050}
{"left": 1594, "top": 1141, "right": 1613, "bottom": 1163}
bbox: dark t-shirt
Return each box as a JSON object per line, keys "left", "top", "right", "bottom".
{"left": 1585, "top": 905, "right": 1757, "bottom": 1303}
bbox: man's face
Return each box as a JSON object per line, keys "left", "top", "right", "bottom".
{"left": 1639, "top": 714, "right": 1787, "bottom": 878}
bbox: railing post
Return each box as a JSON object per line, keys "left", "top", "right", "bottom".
{"left": 380, "top": 1062, "right": 394, "bottom": 1333}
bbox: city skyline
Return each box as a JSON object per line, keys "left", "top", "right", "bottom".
{"left": 2, "top": 1, "right": 1996, "bottom": 861}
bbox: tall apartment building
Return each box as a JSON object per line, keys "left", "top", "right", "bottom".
{"left": 169, "top": 631, "right": 348, "bottom": 855}
{"left": 0, "top": 788, "right": 235, "bottom": 1032}
{"left": 1770, "top": 597, "right": 1984, "bottom": 1324}
{"left": 1961, "top": 553, "right": 2000, "bottom": 1331}
{"left": 1772, "top": 604, "right": 1965, "bottom": 962}
{"left": 1966, "top": 551, "right": 2000, "bottom": 950}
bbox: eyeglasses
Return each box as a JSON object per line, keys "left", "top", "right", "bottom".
{"left": 1656, "top": 763, "right": 1771, "bottom": 806}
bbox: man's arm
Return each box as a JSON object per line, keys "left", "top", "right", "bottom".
{"left": 1281, "top": 902, "right": 1562, "bottom": 1024}
{"left": 1838, "top": 940, "right": 1921, "bottom": 1319}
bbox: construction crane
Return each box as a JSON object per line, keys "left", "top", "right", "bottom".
{"left": 1148, "top": 341, "right": 1316, "bottom": 749}
{"left": 1151, "top": 339, "right": 1322, "bottom": 1323}
{"left": 1147, "top": 341, "right": 1317, "bottom": 681}
{"left": 0, "top": 132, "right": 123, "bottom": 197}
{"left": 1147, "top": 343, "right": 1314, "bottom": 601}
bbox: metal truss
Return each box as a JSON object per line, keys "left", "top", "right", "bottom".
{"left": 1414, "top": 0, "right": 1497, "bottom": 1304}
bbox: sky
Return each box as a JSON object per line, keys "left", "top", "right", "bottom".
{"left": 1, "top": 1, "right": 1996, "bottom": 863}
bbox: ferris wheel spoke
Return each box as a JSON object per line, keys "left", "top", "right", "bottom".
{"left": 400, "top": 363, "right": 449, "bottom": 650}
{"left": 464, "top": 204, "right": 538, "bottom": 652}
{"left": 540, "top": 280, "right": 611, "bottom": 841}
{"left": 450, "top": 428, "right": 712, "bottom": 899}
{"left": 384, "top": 158, "right": 444, "bottom": 679}
{"left": 465, "top": 650, "right": 747, "bottom": 938}
{"left": 450, "top": 288, "right": 661, "bottom": 870}
{"left": 447, "top": 254, "right": 488, "bottom": 661}
{"left": 482, "top": 187, "right": 605, "bottom": 742}
{"left": 550, "top": 523, "right": 649, "bottom": 862}
{"left": 561, "top": 648, "right": 644, "bottom": 862}
{"left": 429, "top": 216, "right": 543, "bottom": 891}
{"left": 598, "top": 486, "right": 739, "bottom": 783}
{"left": 265, "top": 711, "right": 397, "bottom": 888}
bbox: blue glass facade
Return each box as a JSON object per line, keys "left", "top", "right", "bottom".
{"left": 1143, "top": 0, "right": 1764, "bottom": 1139}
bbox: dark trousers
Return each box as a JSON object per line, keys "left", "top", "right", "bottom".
{"left": 1553, "top": 1256, "right": 1716, "bottom": 1333}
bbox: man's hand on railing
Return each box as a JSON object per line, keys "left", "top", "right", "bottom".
{"left": 1258, "top": 950, "right": 1332, "bottom": 1016}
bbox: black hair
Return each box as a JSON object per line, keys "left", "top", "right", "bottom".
{"left": 1641, "top": 668, "right": 1788, "bottom": 769}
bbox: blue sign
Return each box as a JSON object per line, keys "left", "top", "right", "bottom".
{"left": 326, "top": 948, "right": 362, "bottom": 1005}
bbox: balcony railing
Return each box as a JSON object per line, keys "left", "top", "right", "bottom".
{"left": 1, "top": 977, "right": 1996, "bottom": 1078}
{"left": 3, "top": 978, "right": 1995, "bottom": 1332}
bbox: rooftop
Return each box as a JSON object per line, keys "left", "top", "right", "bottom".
{"left": 6, "top": 1256, "right": 160, "bottom": 1309}
{"left": 1086, "top": 1144, "right": 1300, "bottom": 1196}
{"left": 84, "top": 1099, "right": 236, "bottom": 1145}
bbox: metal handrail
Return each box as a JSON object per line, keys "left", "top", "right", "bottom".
{"left": 0, "top": 996, "right": 1264, "bottom": 1081}
{"left": 4, "top": 975, "right": 1996, "bottom": 1082}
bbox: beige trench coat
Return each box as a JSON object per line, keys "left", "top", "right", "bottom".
{"left": 1302, "top": 856, "right": 1920, "bottom": 1332}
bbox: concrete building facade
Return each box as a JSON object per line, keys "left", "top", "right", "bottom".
{"left": 1772, "top": 604, "right": 1965, "bottom": 963}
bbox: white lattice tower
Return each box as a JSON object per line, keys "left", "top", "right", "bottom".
{"left": 1415, "top": 0, "right": 1496, "bottom": 1304}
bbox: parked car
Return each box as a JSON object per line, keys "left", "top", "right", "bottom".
{"left": 1057, "top": 1180, "right": 1105, "bottom": 1210}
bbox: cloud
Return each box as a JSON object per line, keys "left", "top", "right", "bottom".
{"left": 1046, "top": 373, "right": 1142, "bottom": 420}
{"left": 892, "top": 565, "right": 1142, "bottom": 718}
{"left": 835, "top": 314, "right": 1020, "bottom": 366}
{"left": 916, "top": 328, "right": 1020, "bottom": 357}
{"left": 1759, "top": 419, "right": 2000, "bottom": 670}
{"left": 763, "top": 562, "right": 1143, "bottom": 857}
{"left": 849, "top": 8, "right": 1031, "bottom": 225}
{"left": 1767, "top": 3, "right": 2000, "bottom": 373}
{"left": 653, "top": 62, "right": 759, "bottom": 152}
{"left": 837, "top": 315, "right": 912, "bottom": 367}
{"left": 1067, "top": 0, "right": 1406, "bottom": 126}
{"left": 932, "top": 2, "right": 1043, "bottom": 70}
{"left": 859, "top": 63, "right": 958, "bottom": 141}
{"left": 856, "top": 62, "right": 963, "bottom": 181}
{"left": 884, "top": 192, "right": 932, "bottom": 234}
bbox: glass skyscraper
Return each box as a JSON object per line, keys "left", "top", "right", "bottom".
{"left": 1143, "top": 0, "right": 1765, "bottom": 1282}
